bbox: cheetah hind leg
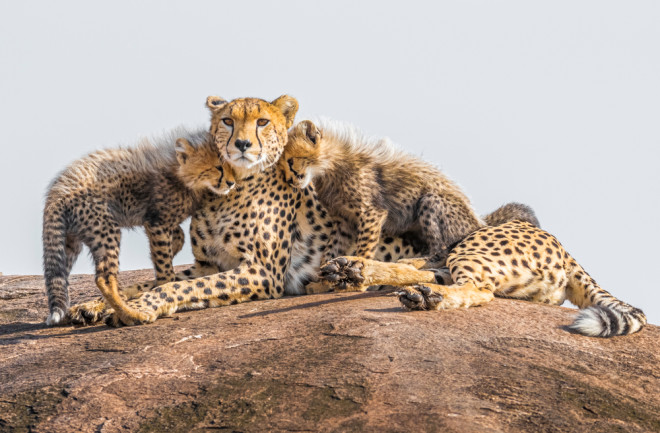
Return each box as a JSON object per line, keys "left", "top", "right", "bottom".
{"left": 397, "top": 281, "right": 494, "bottom": 311}
{"left": 319, "top": 256, "right": 438, "bottom": 292}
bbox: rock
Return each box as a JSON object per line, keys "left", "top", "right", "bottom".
{"left": 0, "top": 269, "right": 658, "bottom": 433}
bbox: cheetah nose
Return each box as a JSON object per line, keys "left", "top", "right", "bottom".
{"left": 297, "top": 174, "right": 304, "bottom": 180}
{"left": 234, "top": 139, "right": 252, "bottom": 152}
{"left": 226, "top": 181, "right": 235, "bottom": 187}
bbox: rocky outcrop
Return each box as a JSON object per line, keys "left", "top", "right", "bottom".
{"left": 0, "top": 269, "right": 658, "bottom": 432}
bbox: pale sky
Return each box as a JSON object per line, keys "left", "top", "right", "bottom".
{"left": 1, "top": 1, "right": 658, "bottom": 324}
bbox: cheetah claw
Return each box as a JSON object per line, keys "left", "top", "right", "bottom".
{"left": 397, "top": 284, "right": 444, "bottom": 310}
{"left": 319, "top": 257, "right": 367, "bottom": 292}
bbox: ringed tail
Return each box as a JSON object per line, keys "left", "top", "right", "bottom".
{"left": 566, "top": 261, "right": 646, "bottom": 337}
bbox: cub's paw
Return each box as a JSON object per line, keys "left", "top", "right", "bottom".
{"left": 319, "top": 256, "right": 367, "bottom": 292}
{"left": 397, "top": 284, "right": 444, "bottom": 311}
{"left": 105, "top": 298, "right": 158, "bottom": 327}
{"left": 68, "top": 299, "right": 113, "bottom": 325}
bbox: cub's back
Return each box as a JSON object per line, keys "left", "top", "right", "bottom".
{"left": 45, "top": 127, "right": 209, "bottom": 226}
{"left": 313, "top": 120, "right": 473, "bottom": 224}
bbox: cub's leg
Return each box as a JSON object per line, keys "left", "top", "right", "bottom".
{"left": 351, "top": 209, "right": 388, "bottom": 259}
{"left": 102, "top": 261, "right": 281, "bottom": 326}
{"left": 319, "top": 256, "right": 437, "bottom": 292}
{"left": 145, "top": 222, "right": 178, "bottom": 285}
{"left": 171, "top": 226, "right": 186, "bottom": 257}
{"left": 64, "top": 234, "right": 83, "bottom": 276}
{"left": 322, "top": 218, "right": 354, "bottom": 263}
{"left": 416, "top": 193, "right": 482, "bottom": 267}
{"left": 398, "top": 281, "right": 495, "bottom": 310}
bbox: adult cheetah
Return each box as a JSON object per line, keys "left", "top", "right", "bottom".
{"left": 80, "top": 95, "right": 420, "bottom": 325}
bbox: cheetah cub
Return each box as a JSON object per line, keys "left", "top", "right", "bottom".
{"left": 280, "top": 119, "right": 538, "bottom": 265}
{"left": 320, "top": 220, "right": 646, "bottom": 337}
{"left": 43, "top": 129, "right": 235, "bottom": 325}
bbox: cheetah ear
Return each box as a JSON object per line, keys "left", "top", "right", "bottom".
{"left": 206, "top": 96, "right": 228, "bottom": 112}
{"left": 271, "top": 95, "right": 299, "bottom": 129}
{"left": 298, "top": 120, "right": 321, "bottom": 146}
{"left": 175, "top": 138, "right": 195, "bottom": 164}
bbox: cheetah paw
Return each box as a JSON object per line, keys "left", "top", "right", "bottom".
{"left": 319, "top": 256, "right": 367, "bottom": 292}
{"left": 396, "top": 285, "right": 444, "bottom": 311}
{"left": 67, "top": 299, "right": 114, "bottom": 325}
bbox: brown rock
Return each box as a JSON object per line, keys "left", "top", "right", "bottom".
{"left": 0, "top": 270, "right": 658, "bottom": 433}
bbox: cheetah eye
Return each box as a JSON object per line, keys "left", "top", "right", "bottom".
{"left": 287, "top": 158, "right": 294, "bottom": 168}
{"left": 215, "top": 165, "right": 224, "bottom": 172}
{"left": 222, "top": 118, "right": 234, "bottom": 127}
{"left": 257, "top": 118, "right": 269, "bottom": 127}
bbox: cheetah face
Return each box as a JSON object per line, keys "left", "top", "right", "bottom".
{"left": 207, "top": 95, "right": 298, "bottom": 179}
{"left": 176, "top": 138, "right": 236, "bottom": 195}
{"left": 279, "top": 120, "right": 322, "bottom": 189}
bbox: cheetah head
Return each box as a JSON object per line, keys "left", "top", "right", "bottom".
{"left": 175, "top": 138, "right": 236, "bottom": 195}
{"left": 206, "top": 95, "right": 298, "bottom": 179}
{"left": 280, "top": 120, "right": 322, "bottom": 189}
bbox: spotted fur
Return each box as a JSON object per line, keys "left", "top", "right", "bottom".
{"left": 279, "top": 120, "right": 538, "bottom": 266}
{"left": 75, "top": 96, "right": 422, "bottom": 326}
{"left": 320, "top": 221, "right": 646, "bottom": 337}
{"left": 43, "top": 128, "right": 231, "bottom": 326}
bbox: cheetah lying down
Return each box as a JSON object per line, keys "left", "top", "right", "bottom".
{"left": 320, "top": 220, "right": 646, "bottom": 337}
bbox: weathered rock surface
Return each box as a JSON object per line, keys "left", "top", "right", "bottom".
{"left": 0, "top": 269, "right": 658, "bottom": 433}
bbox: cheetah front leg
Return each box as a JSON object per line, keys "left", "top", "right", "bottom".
{"left": 397, "top": 281, "right": 494, "bottom": 310}
{"left": 103, "top": 262, "right": 280, "bottom": 326}
{"left": 121, "top": 260, "right": 221, "bottom": 296}
{"left": 319, "top": 256, "right": 438, "bottom": 292}
{"left": 145, "top": 223, "right": 179, "bottom": 285}
{"left": 68, "top": 260, "right": 221, "bottom": 324}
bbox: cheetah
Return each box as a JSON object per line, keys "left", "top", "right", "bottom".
{"left": 280, "top": 119, "right": 539, "bottom": 266}
{"left": 43, "top": 128, "right": 234, "bottom": 325}
{"left": 319, "top": 220, "right": 646, "bottom": 337}
{"left": 80, "top": 95, "right": 422, "bottom": 326}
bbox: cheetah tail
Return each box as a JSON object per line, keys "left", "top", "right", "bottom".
{"left": 95, "top": 276, "right": 147, "bottom": 324}
{"left": 483, "top": 202, "right": 540, "bottom": 228}
{"left": 566, "top": 261, "right": 646, "bottom": 337}
{"left": 43, "top": 201, "right": 71, "bottom": 326}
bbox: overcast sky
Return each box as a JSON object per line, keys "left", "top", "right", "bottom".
{"left": 1, "top": 1, "right": 658, "bottom": 324}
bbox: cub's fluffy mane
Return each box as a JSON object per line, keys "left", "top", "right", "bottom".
{"left": 309, "top": 117, "right": 407, "bottom": 164}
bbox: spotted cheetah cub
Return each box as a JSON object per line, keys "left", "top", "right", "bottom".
{"left": 43, "top": 129, "right": 234, "bottom": 325}
{"left": 320, "top": 220, "right": 646, "bottom": 337}
{"left": 280, "top": 120, "right": 538, "bottom": 265}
